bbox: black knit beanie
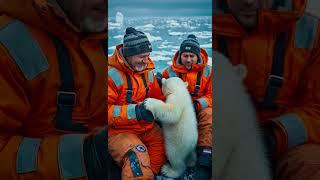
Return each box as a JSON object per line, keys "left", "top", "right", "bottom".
{"left": 123, "top": 27, "right": 152, "bottom": 57}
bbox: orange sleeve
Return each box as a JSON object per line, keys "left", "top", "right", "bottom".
{"left": 0, "top": 52, "right": 88, "bottom": 179}
{"left": 270, "top": 25, "right": 320, "bottom": 155}
{"left": 107, "top": 75, "right": 140, "bottom": 127}
{"left": 195, "top": 69, "right": 213, "bottom": 109}
{"left": 162, "top": 68, "right": 169, "bottom": 79}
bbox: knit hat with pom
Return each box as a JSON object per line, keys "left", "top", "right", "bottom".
{"left": 123, "top": 27, "right": 152, "bottom": 57}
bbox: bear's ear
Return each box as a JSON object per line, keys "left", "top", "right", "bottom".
{"left": 162, "top": 78, "right": 166, "bottom": 85}
{"left": 184, "top": 81, "right": 188, "bottom": 87}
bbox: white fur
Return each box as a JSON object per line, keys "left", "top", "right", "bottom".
{"left": 213, "top": 51, "right": 272, "bottom": 180}
{"left": 145, "top": 77, "right": 198, "bottom": 178}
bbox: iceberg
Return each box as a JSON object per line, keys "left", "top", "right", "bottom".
{"left": 108, "top": 12, "right": 125, "bottom": 30}
{"left": 115, "top": 12, "right": 124, "bottom": 25}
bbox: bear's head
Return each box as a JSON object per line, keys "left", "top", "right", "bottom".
{"left": 161, "top": 77, "right": 188, "bottom": 96}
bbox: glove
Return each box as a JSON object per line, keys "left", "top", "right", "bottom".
{"left": 155, "top": 72, "right": 163, "bottom": 88}
{"left": 107, "top": 153, "right": 122, "bottom": 180}
{"left": 261, "top": 124, "right": 277, "bottom": 163}
{"left": 195, "top": 146, "right": 212, "bottom": 180}
{"left": 135, "top": 100, "right": 155, "bottom": 122}
{"left": 83, "top": 127, "right": 109, "bottom": 180}
{"left": 193, "top": 101, "right": 200, "bottom": 114}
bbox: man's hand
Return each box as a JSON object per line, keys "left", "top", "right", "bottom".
{"left": 261, "top": 124, "right": 277, "bottom": 162}
{"left": 135, "top": 100, "right": 155, "bottom": 122}
{"left": 193, "top": 101, "right": 200, "bottom": 114}
{"left": 83, "top": 127, "right": 108, "bottom": 179}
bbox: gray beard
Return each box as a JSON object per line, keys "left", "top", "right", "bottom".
{"left": 134, "top": 64, "right": 147, "bottom": 71}
{"left": 80, "top": 16, "right": 107, "bottom": 33}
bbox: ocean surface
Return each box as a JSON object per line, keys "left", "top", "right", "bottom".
{"left": 108, "top": 13, "right": 212, "bottom": 73}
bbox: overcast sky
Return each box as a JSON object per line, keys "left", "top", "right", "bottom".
{"left": 108, "top": 0, "right": 212, "bottom": 17}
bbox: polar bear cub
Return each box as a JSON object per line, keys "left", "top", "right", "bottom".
{"left": 214, "top": 50, "right": 272, "bottom": 180}
{"left": 145, "top": 77, "right": 198, "bottom": 178}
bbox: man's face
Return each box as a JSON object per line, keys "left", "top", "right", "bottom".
{"left": 58, "top": 0, "right": 107, "bottom": 33}
{"left": 180, "top": 52, "right": 198, "bottom": 70}
{"left": 226, "top": 0, "right": 266, "bottom": 30}
{"left": 126, "top": 52, "right": 150, "bottom": 71}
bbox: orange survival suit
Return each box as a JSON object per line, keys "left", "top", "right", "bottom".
{"left": 162, "top": 48, "right": 212, "bottom": 148}
{"left": 0, "top": 0, "right": 108, "bottom": 179}
{"left": 214, "top": 0, "right": 320, "bottom": 179}
{"left": 162, "top": 42, "right": 212, "bottom": 179}
{"left": 108, "top": 44, "right": 166, "bottom": 179}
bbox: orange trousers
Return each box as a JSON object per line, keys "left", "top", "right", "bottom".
{"left": 275, "top": 143, "right": 320, "bottom": 180}
{"left": 108, "top": 124, "right": 166, "bottom": 180}
{"left": 197, "top": 107, "right": 213, "bottom": 147}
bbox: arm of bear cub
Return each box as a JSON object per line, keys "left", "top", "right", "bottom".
{"left": 145, "top": 97, "right": 183, "bottom": 124}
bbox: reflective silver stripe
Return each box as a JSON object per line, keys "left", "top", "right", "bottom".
{"left": 0, "top": 21, "right": 49, "bottom": 80}
{"left": 16, "top": 137, "right": 41, "bottom": 173}
{"left": 127, "top": 150, "right": 143, "bottom": 177}
{"left": 306, "top": 0, "right": 320, "bottom": 18}
{"left": 276, "top": 113, "right": 307, "bottom": 148}
{"left": 203, "top": 65, "right": 211, "bottom": 77}
{"left": 113, "top": 105, "right": 121, "bottom": 117}
{"left": 198, "top": 98, "right": 209, "bottom": 110}
{"left": 148, "top": 71, "right": 154, "bottom": 83}
{"left": 127, "top": 104, "right": 137, "bottom": 119}
{"left": 108, "top": 68, "right": 124, "bottom": 87}
{"left": 295, "top": 14, "right": 318, "bottom": 49}
{"left": 58, "top": 134, "right": 87, "bottom": 179}
{"left": 167, "top": 66, "right": 177, "bottom": 77}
